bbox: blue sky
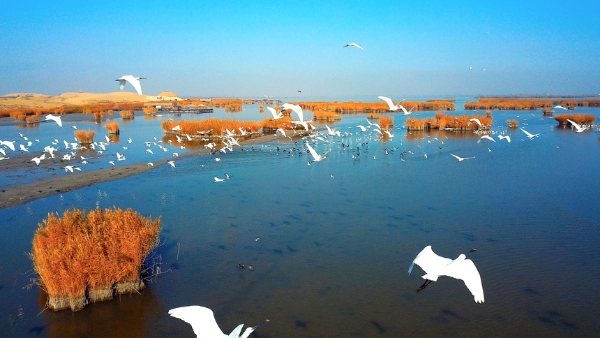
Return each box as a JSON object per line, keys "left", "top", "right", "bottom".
{"left": 1, "top": 1, "right": 599, "bottom": 98}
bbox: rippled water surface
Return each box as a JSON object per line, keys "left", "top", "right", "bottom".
{"left": 1, "top": 100, "right": 599, "bottom": 337}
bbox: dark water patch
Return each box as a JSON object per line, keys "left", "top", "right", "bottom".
{"left": 273, "top": 249, "right": 283, "bottom": 255}
{"left": 230, "top": 223, "right": 238, "bottom": 228}
{"left": 462, "top": 232, "right": 476, "bottom": 242}
{"left": 295, "top": 320, "right": 308, "bottom": 329}
{"left": 299, "top": 201, "right": 312, "bottom": 208}
{"left": 337, "top": 211, "right": 347, "bottom": 216}
{"left": 427, "top": 206, "right": 439, "bottom": 211}
{"left": 538, "top": 316, "right": 556, "bottom": 325}
{"left": 486, "top": 237, "right": 499, "bottom": 243}
{"left": 313, "top": 241, "right": 321, "bottom": 247}
{"left": 268, "top": 222, "right": 277, "bottom": 227}
{"left": 282, "top": 220, "right": 291, "bottom": 225}
{"left": 286, "top": 245, "right": 298, "bottom": 253}
{"left": 386, "top": 223, "right": 398, "bottom": 228}
{"left": 370, "top": 320, "right": 387, "bottom": 334}
{"left": 319, "top": 210, "right": 328, "bottom": 215}
{"left": 524, "top": 287, "right": 543, "bottom": 296}
{"left": 441, "top": 308, "right": 470, "bottom": 322}
{"left": 217, "top": 245, "right": 226, "bottom": 250}
{"left": 29, "top": 326, "right": 45, "bottom": 335}
{"left": 389, "top": 215, "right": 402, "bottom": 220}
{"left": 287, "top": 214, "right": 301, "bottom": 221}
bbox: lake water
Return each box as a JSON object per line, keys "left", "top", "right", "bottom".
{"left": 1, "top": 99, "right": 599, "bottom": 337}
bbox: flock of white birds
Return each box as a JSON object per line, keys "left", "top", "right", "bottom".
{"left": 1, "top": 67, "right": 596, "bottom": 337}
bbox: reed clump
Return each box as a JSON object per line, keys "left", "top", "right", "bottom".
{"left": 120, "top": 109, "right": 134, "bottom": 119}
{"left": 74, "top": 130, "right": 95, "bottom": 144}
{"left": 313, "top": 110, "right": 341, "bottom": 121}
{"left": 143, "top": 106, "right": 157, "bottom": 115}
{"left": 379, "top": 116, "right": 394, "bottom": 130}
{"left": 30, "top": 207, "right": 161, "bottom": 311}
{"left": 105, "top": 121, "right": 120, "bottom": 134}
{"left": 506, "top": 119, "right": 519, "bottom": 128}
{"left": 161, "top": 119, "right": 261, "bottom": 137}
{"left": 554, "top": 114, "right": 596, "bottom": 126}
{"left": 406, "top": 113, "right": 491, "bottom": 131}
{"left": 26, "top": 115, "right": 40, "bottom": 124}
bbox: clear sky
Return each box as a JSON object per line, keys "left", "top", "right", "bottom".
{"left": 1, "top": 0, "right": 599, "bottom": 98}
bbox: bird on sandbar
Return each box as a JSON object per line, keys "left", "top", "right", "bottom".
{"left": 168, "top": 305, "right": 269, "bottom": 338}
{"left": 408, "top": 245, "right": 484, "bottom": 303}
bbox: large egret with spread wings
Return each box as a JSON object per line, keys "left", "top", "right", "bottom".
{"left": 408, "top": 246, "right": 484, "bottom": 303}
{"left": 116, "top": 75, "right": 146, "bottom": 95}
{"left": 169, "top": 305, "right": 269, "bottom": 338}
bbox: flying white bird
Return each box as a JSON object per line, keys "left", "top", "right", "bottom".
{"left": 343, "top": 42, "right": 364, "bottom": 50}
{"left": 167, "top": 160, "right": 176, "bottom": 168}
{"left": 378, "top": 96, "right": 403, "bottom": 111}
{"left": 408, "top": 246, "right": 484, "bottom": 303}
{"left": 553, "top": 105, "right": 568, "bottom": 110}
{"left": 31, "top": 156, "right": 42, "bottom": 165}
{"left": 1, "top": 140, "right": 16, "bottom": 151}
{"left": 44, "top": 114, "right": 63, "bottom": 127}
{"left": 469, "top": 118, "right": 483, "bottom": 128}
{"left": 478, "top": 135, "right": 496, "bottom": 143}
{"left": 168, "top": 305, "right": 269, "bottom": 338}
{"left": 214, "top": 177, "right": 225, "bottom": 182}
{"left": 267, "top": 107, "right": 283, "bottom": 120}
{"left": 450, "top": 153, "right": 475, "bottom": 162}
{"left": 498, "top": 135, "right": 511, "bottom": 143}
{"left": 172, "top": 125, "right": 181, "bottom": 131}
{"left": 116, "top": 75, "right": 146, "bottom": 95}
{"left": 520, "top": 128, "right": 539, "bottom": 139}
{"left": 305, "top": 142, "right": 330, "bottom": 163}
{"left": 567, "top": 119, "right": 586, "bottom": 133}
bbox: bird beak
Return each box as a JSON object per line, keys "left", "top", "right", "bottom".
{"left": 251, "top": 319, "right": 270, "bottom": 330}
{"left": 467, "top": 248, "right": 477, "bottom": 256}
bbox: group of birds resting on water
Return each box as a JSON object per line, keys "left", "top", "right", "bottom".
{"left": 168, "top": 245, "right": 484, "bottom": 337}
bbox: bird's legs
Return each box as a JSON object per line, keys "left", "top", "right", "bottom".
{"left": 416, "top": 279, "right": 433, "bottom": 293}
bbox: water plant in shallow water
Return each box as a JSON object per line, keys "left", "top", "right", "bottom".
{"left": 30, "top": 207, "right": 161, "bottom": 311}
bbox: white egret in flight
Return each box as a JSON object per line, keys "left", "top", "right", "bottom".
{"left": 168, "top": 305, "right": 269, "bottom": 338}
{"left": 116, "top": 75, "right": 146, "bottom": 95}
{"left": 44, "top": 114, "right": 63, "bottom": 127}
{"left": 450, "top": 153, "right": 475, "bottom": 162}
{"left": 408, "top": 245, "right": 484, "bottom": 303}
{"left": 343, "top": 42, "right": 364, "bottom": 50}
{"left": 567, "top": 119, "right": 586, "bottom": 133}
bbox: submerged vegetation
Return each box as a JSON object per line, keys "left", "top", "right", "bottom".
{"left": 31, "top": 208, "right": 160, "bottom": 311}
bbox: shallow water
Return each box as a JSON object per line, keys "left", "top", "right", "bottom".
{"left": 1, "top": 101, "right": 599, "bottom": 337}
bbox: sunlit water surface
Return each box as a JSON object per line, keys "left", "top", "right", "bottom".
{"left": 1, "top": 100, "right": 599, "bottom": 337}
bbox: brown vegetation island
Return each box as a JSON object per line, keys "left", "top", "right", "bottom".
{"left": 465, "top": 98, "right": 600, "bottom": 110}
{"left": 31, "top": 207, "right": 160, "bottom": 311}
{"left": 406, "top": 112, "right": 492, "bottom": 131}
{"left": 554, "top": 113, "right": 596, "bottom": 126}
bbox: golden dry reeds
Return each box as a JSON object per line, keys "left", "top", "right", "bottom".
{"left": 26, "top": 115, "right": 40, "bottom": 124}
{"left": 379, "top": 116, "right": 394, "bottom": 130}
{"left": 105, "top": 121, "right": 120, "bottom": 134}
{"left": 161, "top": 119, "right": 261, "bottom": 137}
{"left": 74, "top": 130, "right": 95, "bottom": 144}
{"left": 143, "top": 106, "right": 158, "bottom": 115}
{"left": 120, "top": 109, "right": 134, "bottom": 119}
{"left": 31, "top": 207, "right": 160, "bottom": 311}
{"left": 554, "top": 114, "right": 596, "bottom": 126}
{"left": 506, "top": 119, "right": 519, "bottom": 128}
{"left": 313, "top": 110, "right": 341, "bottom": 121}
{"left": 406, "top": 113, "right": 491, "bottom": 131}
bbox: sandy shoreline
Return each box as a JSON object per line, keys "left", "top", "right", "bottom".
{"left": 0, "top": 134, "right": 279, "bottom": 209}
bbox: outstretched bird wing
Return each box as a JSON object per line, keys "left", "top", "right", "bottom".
{"left": 408, "top": 246, "right": 452, "bottom": 278}
{"left": 169, "top": 305, "right": 226, "bottom": 337}
{"left": 305, "top": 143, "right": 321, "bottom": 161}
{"left": 378, "top": 96, "right": 397, "bottom": 111}
{"left": 440, "top": 258, "right": 485, "bottom": 303}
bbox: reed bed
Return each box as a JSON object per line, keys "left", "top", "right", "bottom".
{"left": 143, "top": 106, "right": 158, "bottom": 115}
{"left": 506, "top": 119, "right": 519, "bottom": 128}
{"left": 464, "top": 98, "right": 599, "bottom": 110}
{"left": 31, "top": 207, "right": 160, "bottom": 311}
{"left": 379, "top": 116, "right": 394, "bottom": 130}
{"left": 26, "top": 115, "right": 40, "bottom": 124}
{"left": 406, "top": 113, "right": 492, "bottom": 131}
{"left": 93, "top": 111, "right": 106, "bottom": 120}
{"left": 554, "top": 114, "right": 596, "bottom": 126}
{"left": 74, "top": 130, "right": 95, "bottom": 144}
{"left": 120, "top": 109, "right": 134, "bottom": 119}
{"left": 105, "top": 121, "right": 120, "bottom": 134}
{"left": 313, "top": 110, "right": 341, "bottom": 121}
{"left": 297, "top": 100, "right": 455, "bottom": 113}
{"left": 261, "top": 116, "right": 299, "bottom": 132}
{"left": 211, "top": 99, "right": 243, "bottom": 112}
{"left": 161, "top": 119, "right": 261, "bottom": 137}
